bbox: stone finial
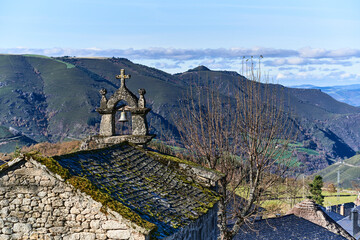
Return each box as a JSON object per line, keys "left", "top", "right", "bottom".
{"left": 116, "top": 69, "right": 131, "bottom": 87}
{"left": 138, "top": 89, "right": 146, "bottom": 108}
{"left": 99, "top": 88, "right": 108, "bottom": 109}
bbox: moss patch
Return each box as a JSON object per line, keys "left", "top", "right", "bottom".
{"left": 0, "top": 162, "right": 9, "bottom": 171}
{"left": 144, "top": 150, "right": 221, "bottom": 215}
{"left": 145, "top": 150, "right": 222, "bottom": 177}
{"left": 25, "top": 153, "right": 71, "bottom": 180}
{"left": 68, "top": 176, "right": 156, "bottom": 231}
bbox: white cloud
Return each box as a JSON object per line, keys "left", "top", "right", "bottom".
{"left": 299, "top": 47, "right": 360, "bottom": 59}
{"left": 1, "top": 46, "right": 360, "bottom": 61}
{"left": 276, "top": 73, "right": 287, "bottom": 80}
{"left": 264, "top": 58, "right": 353, "bottom": 67}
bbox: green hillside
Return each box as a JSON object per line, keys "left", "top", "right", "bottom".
{"left": 317, "top": 154, "right": 360, "bottom": 189}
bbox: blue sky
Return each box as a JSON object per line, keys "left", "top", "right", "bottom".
{"left": 0, "top": 0, "right": 359, "bottom": 86}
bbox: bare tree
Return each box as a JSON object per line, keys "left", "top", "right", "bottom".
{"left": 175, "top": 57, "right": 297, "bottom": 240}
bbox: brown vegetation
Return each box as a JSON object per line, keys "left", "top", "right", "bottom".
{"left": 20, "top": 141, "right": 81, "bottom": 157}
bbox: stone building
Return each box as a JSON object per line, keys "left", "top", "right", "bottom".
{"left": 0, "top": 143, "right": 221, "bottom": 239}
{"left": 235, "top": 199, "right": 355, "bottom": 240}
{"left": 287, "top": 199, "right": 355, "bottom": 240}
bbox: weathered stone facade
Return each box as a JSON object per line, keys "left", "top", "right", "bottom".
{"left": 0, "top": 158, "right": 150, "bottom": 240}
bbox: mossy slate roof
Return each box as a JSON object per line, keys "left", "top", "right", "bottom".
{"left": 234, "top": 214, "right": 348, "bottom": 240}
{"left": 52, "top": 144, "right": 219, "bottom": 239}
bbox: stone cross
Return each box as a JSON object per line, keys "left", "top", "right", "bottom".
{"left": 116, "top": 69, "right": 131, "bottom": 87}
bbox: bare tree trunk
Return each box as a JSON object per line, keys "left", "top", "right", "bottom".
{"left": 173, "top": 57, "right": 297, "bottom": 240}
{"left": 217, "top": 177, "right": 230, "bottom": 240}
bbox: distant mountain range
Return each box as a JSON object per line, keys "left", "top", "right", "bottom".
{"left": 1, "top": 54, "right": 360, "bottom": 174}
{"left": 292, "top": 84, "right": 360, "bottom": 107}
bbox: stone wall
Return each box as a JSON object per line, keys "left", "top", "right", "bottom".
{"left": 164, "top": 203, "right": 218, "bottom": 240}
{"left": 0, "top": 159, "right": 149, "bottom": 240}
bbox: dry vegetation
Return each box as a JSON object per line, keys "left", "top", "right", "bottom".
{"left": 20, "top": 141, "right": 81, "bottom": 157}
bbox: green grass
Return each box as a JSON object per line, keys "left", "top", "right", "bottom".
{"left": 296, "top": 148, "right": 319, "bottom": 156}
{"left": 22, "top": 54, "right": 52, "bottom": 59}
{"left": 23, "top": 54, "right": 75, "bottom": 69}
{"left": 316, "top": 154, "right": 360, "bottom": 189}
{"left": 24, "top": 56, "right": 99, "bottom": 141}
{"left": 324, "top": 195, "right": 357, "bottom": 206}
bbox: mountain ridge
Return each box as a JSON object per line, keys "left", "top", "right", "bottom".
{"left": 291, "top": 84, "right": 360, "bottom": 107}
{"left": 0, "top": 54, "right": 359, "bottom": 174}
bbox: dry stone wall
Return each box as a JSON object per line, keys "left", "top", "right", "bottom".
{"left": 0, "top": 159, "right": 148, "bottom": 240}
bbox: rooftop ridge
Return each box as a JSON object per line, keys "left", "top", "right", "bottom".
{"left": 287, "top": 199, "right": 355, "bottom": 240}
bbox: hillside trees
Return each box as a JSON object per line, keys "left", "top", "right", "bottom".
{"left": 309, "top": 175, "right": 324, "bottom": 205}
{"left": 175, "top": 57, "right": 297, "bottom": 240}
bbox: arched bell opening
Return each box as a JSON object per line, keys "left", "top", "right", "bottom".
{"left": 114, "top": 100, "right": 132, "bottom": 135}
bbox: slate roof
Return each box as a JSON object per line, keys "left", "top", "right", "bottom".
{"left": 234, "top": 214, "right": 348, "bottom": 240}
{"left": 287, "top": 199, "right": 355, "bottom": 240}
{"left": 52, "top": 143, "right": 220, "bottom": 239}
{"left": 320, "top": 206, "right": 346, "bottom": 222}
{"left": 337, "top": 205, "right": 360, "bottom": 240}
{"left": 326, "top": 202, "right": 357, "bottom": 217}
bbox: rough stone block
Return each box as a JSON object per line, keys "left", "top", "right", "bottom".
{"left": 90, "top": 220, "right": 100, "bottom": 230}
{"left": 78, "top": 233, "right": 95, "bottom": 240}
{"left": 106, "top": 230, "right": 131, "bottom": 239}
{"left": 102, "top": 220, "right": 127, "bottom": 230}
{"left": 95, "top": 233, "right": 107, "bottom": 240}
{"left": 0, "top": 234, "right": 10, "bottom": 240}
{"left": 70, "top": 207, "right": 81, "bottom": 214}
{"left": 38, "top": 191, "right": 47, "bottom": 198}
{"left": 52, "top": 199, "right": 64, "bottom": 207}
{"left": 75, "top": 214, "right": 85, "bottom": 222}
{"left": 22, "top": 198, "right": 31, "bottom": 205}
{"left": 11, "top": 198, "right": 22, "bottom": 205}
{"left": 13, "top": 223, "right": 32, "bottom": 233}
{"left": 1, "top": 227, "right": 12, "bottom": 235}
{"left": 8, "top": 233, "right": 22, "bottom": 240}
{"left": 63, "top": 233, "right": 80, "bottom": 240}
{"left": 49, "top": 227, "right": 65, "bottom": 234}
{"left": 6, "top": 216, "right": 18, "bottom": 223}
{"left": 0, "top": 200, "right": 8, "bottom": 209}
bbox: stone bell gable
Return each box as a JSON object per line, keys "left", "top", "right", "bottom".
{"left": 82, "top": 69, "right": 154, "bottom": 150}
{"left": 0, "top": 143, "right": 221, "bottom": 239}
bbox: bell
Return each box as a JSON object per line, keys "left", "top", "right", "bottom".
{"left": 118, "top": 111, "right": 128, "bottom": 122}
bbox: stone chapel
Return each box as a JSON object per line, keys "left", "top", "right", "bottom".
{"left": 0, "top": 70, "right": 221, "bottom": 240}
